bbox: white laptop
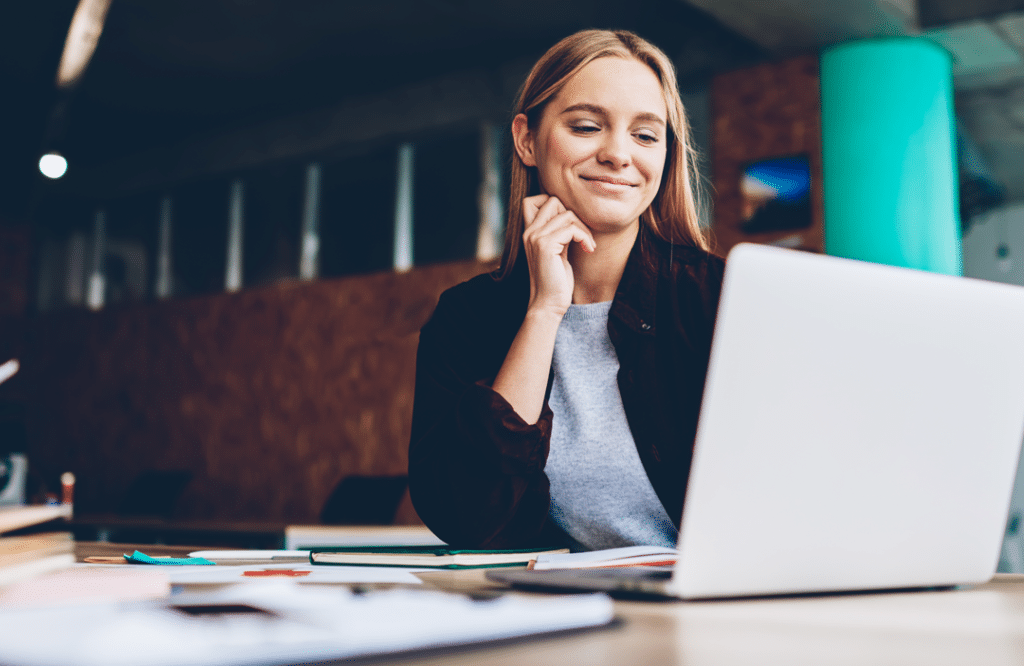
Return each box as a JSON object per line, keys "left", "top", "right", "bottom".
{"left": 489, "top": 243, "right": 1024, "bottom": 599}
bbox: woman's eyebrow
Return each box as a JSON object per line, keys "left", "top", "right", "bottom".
{"left": 559, "top": 103, "right": 666, "bottom": 126}
{"left": 633, "top": 111, "right": 666, "bottom": 126}
{"left": 560, "top": 103, "right": 607, "bottom": 116}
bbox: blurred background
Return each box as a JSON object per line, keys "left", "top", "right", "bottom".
{"left": 2, "top": 0, "right": 1024, "bottom": 557}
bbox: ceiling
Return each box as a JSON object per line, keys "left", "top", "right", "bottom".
{"left": 0, "top": 0, "right": 762, "bottom": 223}
{"left": 2, "top": 0, "right": 1023, "bottom": 224}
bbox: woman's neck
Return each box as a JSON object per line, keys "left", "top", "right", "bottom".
{"left": 568, "top": 221, "right": 639, "bottom": 304}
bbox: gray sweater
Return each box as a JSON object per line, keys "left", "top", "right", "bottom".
{"left": 545, "top": 301, "right": 679, "bottom": 551}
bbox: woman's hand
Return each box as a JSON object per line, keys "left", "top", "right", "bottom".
{"left": 490, "top": 195, "right": 595, "bottom": 423}
{"left": 521, "top": 194, "right": 596, "bottom": 317}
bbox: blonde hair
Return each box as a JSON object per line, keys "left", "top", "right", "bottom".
{"left": 498, "top": 29, "right": 710, "bottom": 278}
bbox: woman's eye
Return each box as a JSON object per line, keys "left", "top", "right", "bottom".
{"left": 635, "top": 132, "right": 659, "bottom": 144}
{"left": 570, "top": 124, "right": 600, "bottom": 135}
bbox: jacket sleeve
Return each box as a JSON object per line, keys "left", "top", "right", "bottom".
{"left": 407, "top": 287, "right": 565, "bottom": 549}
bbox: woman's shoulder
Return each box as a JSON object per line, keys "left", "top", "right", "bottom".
{"left": 436, "top": 269, "right": 523, "bottom": 310}
{"left": 638, "top": 236, "right": 726, "bottom": 325}
{"left": 645, "top": 234, "right": 725, "bottom": 283}
{"left": 670, "top": 243, "right": 725, "bottom": 270}
{"left": 428, "top": 267, "right": 529, "bottom": 334}
{"left": 420, "top": 268, "right": 528, "bottom": 374}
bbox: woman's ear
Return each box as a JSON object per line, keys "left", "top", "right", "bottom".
{"left": 511, "top": 113, "right": 537, "bottom": 167}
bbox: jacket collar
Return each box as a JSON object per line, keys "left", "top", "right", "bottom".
{"left": 610, "top": 225, "right": 658, "bottom": 335}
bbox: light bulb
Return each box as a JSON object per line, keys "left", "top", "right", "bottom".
{"left": 39, "top": 153, "right": 68, "bottom": 179}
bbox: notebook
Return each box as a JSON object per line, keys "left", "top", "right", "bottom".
{"left": 489, "top": 243, "right": 1024, "bottom": 599}
{"left": 309, "top": 545, "right": 568, "bottom": 568}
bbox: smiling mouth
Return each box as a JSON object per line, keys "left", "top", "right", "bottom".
{"left": 581, "top": 176, "right": 638, "bottom": 187}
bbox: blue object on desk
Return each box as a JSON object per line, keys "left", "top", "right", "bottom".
{"left": 124, "top": 550, "right": 215, "bottom": 565}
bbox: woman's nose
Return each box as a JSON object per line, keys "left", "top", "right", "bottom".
{"left": 596, "top": 131, "right": 631, "bottom": 167}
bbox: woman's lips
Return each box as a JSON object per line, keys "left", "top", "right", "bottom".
{"left": 580, "top": 175, "right": 638, "bottom": 187}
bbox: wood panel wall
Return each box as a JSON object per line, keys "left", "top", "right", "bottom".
{"left": 0, "top": 261, "right": 492, "bottom": 524}
{"left": 0, "top": 226, "right": 30, "bottom": 317}
{"left": 710, "top": 55, "right": 824, "bottom": 255}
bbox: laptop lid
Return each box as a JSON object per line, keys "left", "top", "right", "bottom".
{"left": 670, "top": 244, "right": 1024, "bottom": 599}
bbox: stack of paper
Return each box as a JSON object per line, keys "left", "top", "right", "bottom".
{"left": 0, "top": 532, "right": 75, "bottom": 587}
{"left": 0, "top": 504, "right": 72, "bottom": 535}
{"left": 0, "top": 505, "right": 75, "bottom": 587}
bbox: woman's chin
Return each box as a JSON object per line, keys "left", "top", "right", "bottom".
{"left": 577, "top": 211, "right": 642, "bottom": 236}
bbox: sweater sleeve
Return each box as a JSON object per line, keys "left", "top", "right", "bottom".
{"left": 407, "top": 285, "right": 565, "bottom": 549}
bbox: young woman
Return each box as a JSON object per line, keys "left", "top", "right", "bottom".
{"left": 408, "top": 29, "right": 724, "bottom": 550}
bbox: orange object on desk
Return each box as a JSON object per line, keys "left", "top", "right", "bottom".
{"left": 242, "top": 569, "right": 311, "bottom": 577}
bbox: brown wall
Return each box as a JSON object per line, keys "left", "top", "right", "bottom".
{"left": 1, "top": 261, "right": 492, "bottom": 524}
{"left": 710, "top": 55, "right": 824, "bottom": 255}
{"left": 0, "top": 226, "right": 30, "bottom": 317}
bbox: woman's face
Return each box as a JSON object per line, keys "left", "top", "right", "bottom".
{"left": 516, "top": 56, "right": 669, "bottom": 235}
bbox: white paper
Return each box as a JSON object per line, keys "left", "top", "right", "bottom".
{"left": 0, "top": 583, "right": 614, "bottom": 666}
{"left": 187, "top": 550, "right": 310, "bottom": 564}
{"left": 532, "top": 545, "right": 678, "bottom": 570}
{"left": 164, "top": 563, "right": 425, "bottom": 585}
{"left": 284, "top": 525, "right": 446, "bottom": 550}
{"left": 72, "top": 562, "right": 424, "bottom": 585}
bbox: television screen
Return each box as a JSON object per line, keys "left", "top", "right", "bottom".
{"left": 740, "top": 155, "right": 811, "bottom": 234}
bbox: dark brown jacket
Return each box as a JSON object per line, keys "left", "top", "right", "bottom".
{"left": 408, "top": 229, "right": 725, "bottom": 548}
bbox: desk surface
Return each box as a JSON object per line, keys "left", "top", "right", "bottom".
{"left": 73, "top": 543, "right": 1024, "bottom": 666}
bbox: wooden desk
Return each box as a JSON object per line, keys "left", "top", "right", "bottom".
{"left": 71, "top": 544, "right": 1024, "bottom": 666}
{"left": 409, "top": 571, "right": 1024, "bottom": 666}
{"left": 76, "top": 541, "right": 205, "bottom": 561}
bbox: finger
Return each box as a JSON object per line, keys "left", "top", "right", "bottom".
{"left": 566, "top": 219, "right": 597, "bottom": 254}
{"left": 529, "top": 211, "right": 597, "bottom": 254}
{"left": 537, "top": 210, "right": 596, "bottom": 253}
{"left": 545, "top": 196, "right": 568, "bottom": 215}
{"left": 522, "top": 195, "right": 549, "bottom": 228}
{"left": 525, "top": 195, "right": 566, "bottom": 230}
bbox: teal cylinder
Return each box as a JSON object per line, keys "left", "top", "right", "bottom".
{"left": 821, "top": 39, "right": 961, "bottom": 275}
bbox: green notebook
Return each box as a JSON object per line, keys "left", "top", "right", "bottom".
{"left": 309, "top": 545, "right": 569, "bottom": 569}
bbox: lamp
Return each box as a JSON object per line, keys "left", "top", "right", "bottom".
{"left": 55, "top": 0, "right": 112, "bottom": 89}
